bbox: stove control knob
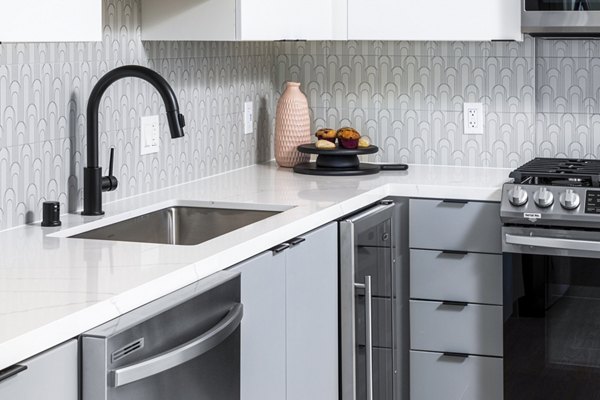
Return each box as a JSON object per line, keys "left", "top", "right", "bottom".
{"left": 559, "top": 189, "right": 580, "bottom": 210}
{"left": 508, "top": 185, "right": 528, "bottom": 207}
{"left": 533, "top": 187, "right": 554, "bottom": 208}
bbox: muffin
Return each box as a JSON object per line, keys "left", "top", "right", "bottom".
{"left": 336, "top": 127, "right": 361, "bottom": 149}
{"left": 315, "top": 128, "right": 337, "bottom": 143}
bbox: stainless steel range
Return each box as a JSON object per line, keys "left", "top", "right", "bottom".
{"left": 501, "top": 158, "right": 600, "bottom": 400}
{"left": 501, "top": 158, "right": 600, "bottom": 229}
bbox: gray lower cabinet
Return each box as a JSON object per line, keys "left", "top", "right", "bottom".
{"left": 286, "top": 222, "right": 338, "bottom": 400}
{"left": 409, "top": 199, "right": 502, "bottom": 253}
{"left": 410, "top": 249, "right": 503, "bottom": 304}
{"left": 410, "top": 300, "right": 503, "bottom": 357}
{"left": 231, "top": 222, "right": 338, "bottom": 400}
{"left": 410, "top": 350, "right": 503, "bottom": 400}
{"left": 230, "top": 250, "right": 287, "bottom": 400}
{"left": 409, "top": 198, "right": 503, "bottom": 400}
{"left": 0, "top": 339, "right": 77, "bottom": 400}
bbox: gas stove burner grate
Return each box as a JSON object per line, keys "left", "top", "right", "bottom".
{"left": 510, "top": 158, "right": 600, "bottom": 187}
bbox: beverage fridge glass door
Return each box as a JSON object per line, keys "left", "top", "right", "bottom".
{"left": 341, "top": 201, "right": 399, "bottom": 400}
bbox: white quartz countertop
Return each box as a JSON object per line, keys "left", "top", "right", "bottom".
{"left": 0, "top": 162, "right": 511, "bottom": 369}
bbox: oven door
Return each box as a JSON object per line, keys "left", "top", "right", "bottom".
{"left": 503, "top": 226, "right": 600, "bottom": 399}
{"left": 523, "top": 0, "right": 600, "bottom": 35}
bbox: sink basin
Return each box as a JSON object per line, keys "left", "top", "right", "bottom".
{"left": 67, "top": 202, "right": 288, "bottom": 246}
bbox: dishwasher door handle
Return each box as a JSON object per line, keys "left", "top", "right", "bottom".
{"left": 110, "top": 303, "right": 243, "bottom": 388}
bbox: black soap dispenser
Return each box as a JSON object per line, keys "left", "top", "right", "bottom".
{"left": 41, "top": 201, "right": 62, "bottom": 227}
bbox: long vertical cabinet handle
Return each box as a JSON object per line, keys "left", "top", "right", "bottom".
{"left": 354, "top": 276, "right": 374, "bottom": 400}
{"left": 364, "top": 276, "right": 374, "bottom": 400}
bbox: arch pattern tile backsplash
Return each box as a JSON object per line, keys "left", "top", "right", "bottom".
{"left": 275, "top": 38, "right": 599, "bottom": 169}
{"left": 1, "top": 0, "right": 599, "bottom": 231}
{"left": 0, "top": 0, "right": 276, "bottom": 230}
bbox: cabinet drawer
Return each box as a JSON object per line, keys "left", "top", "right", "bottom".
{"left": 410, "top": 350, "right": 503, "bottom": 400}
{"left": 409, "top": 199, "right": 501, "bottom": 253}
{"left": 410, "top": 249, "right": 503, "bottom": 305}
{"left": 0, "top": 340, "right": 77, "bottom": 400}
{"left": 410, "top": 300, "right": 502, "bottom": 356}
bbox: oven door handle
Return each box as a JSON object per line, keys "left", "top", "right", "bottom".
{"left": 505, "top": 234, "right": 600, "bottom": 253}
{"left": 109, "top": 303, "right": 243, "bottom": 388}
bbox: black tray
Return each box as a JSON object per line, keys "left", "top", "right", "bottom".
{"left": 293, "top": 162, "right": 382, "bottom": 176}
{"left": 293, "top": 143, "right": 408, "bottom": 176}
{"left": 296, "top": 143, "right": 379, "bottom": 169}
{"left": 297, "top": 143, "right": 379, "bottom": 156}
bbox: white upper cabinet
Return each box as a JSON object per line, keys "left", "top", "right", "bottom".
{"left": 238, "top": 0, "right": 347, "bottom": 40}
{"left": 348, "top": 0, "right": 522, "bottom": 41}
{"left": 0, "top": 0, "right": 102, "bottom": 42}
{"left": 141, "top": 0, "right": 347, "bottom": 41}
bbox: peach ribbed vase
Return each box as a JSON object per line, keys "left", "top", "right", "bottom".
{"left": 275, "top": 82, "right": 310, "bottom": 167}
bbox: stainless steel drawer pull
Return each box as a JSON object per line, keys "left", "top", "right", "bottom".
{"left": 441, "top": 301, "right": 469, "bottom": 307}
{"left": 110, "top": 303, "right": 243, "bottom": 388}
{"left": 288, "top": 237, "right": 306, "bottom": 246}
{"left": 0, "top": 365, "right": 27, "bottom": 383}
{"left": 442, "top": 199, "right": 469, "bottom": 204}
{"left": 442, "top": 352, "right": 470, "bottom": 359}
{"left": 441, "top": 250, "right": 468, "bottom": 256}
{"left": 271, "top": 243, "right": 290, "bottom": 254}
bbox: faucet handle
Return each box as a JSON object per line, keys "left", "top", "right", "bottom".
{"left": 108, "top": 147, "right": 115, "bottom": 177}
{"left": 101, "top": 147, "right": 119, "bottom": 192}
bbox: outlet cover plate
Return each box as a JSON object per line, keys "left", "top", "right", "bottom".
{"left": 141, "top": 115, "right": 159, "bottom": 155}
{"left": 244, "top": 101, "right": 253, "bottom": 135}
{"left": 463, "top": 103, "right": 484, "bottom": 135}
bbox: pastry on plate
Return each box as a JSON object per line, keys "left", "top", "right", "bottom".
{"left": 358, "top": 137, "right": 371, "bottom": 149}
{"left": 336, "top": 127, "right": 361, "bottom": 149}
{"left": 315, "top": 139, "right": 336, "bottom": 150}
{"left": 315, "top": 128, "right": 337, "bottom": 143}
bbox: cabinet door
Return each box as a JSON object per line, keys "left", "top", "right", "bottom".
{"left": 285, "top": 222, "right": 339, "bottom": 400}
{"left": 0, "top": 0, "right": 102, "bottom": 42}
{"left": 141, "top": 0, "right": 237, "bottom": 41}
{"left": 230, "top": 251, "right": 287, "bottom": 400}
{"left": 0, "top": 340, "right": 77, "bottom": 400}
{"left": 238, "top": 0, "right": 347, "bottom": 40}
{"left": 348, "top": 0, "right": 521, "bottom": 41}
{"left": 141, "top": 0, "right": 347, "bottom": 41}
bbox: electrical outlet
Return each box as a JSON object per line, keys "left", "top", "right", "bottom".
{"left": 141, "top": 115, "right": 159, "bottom": 155}
{"left": 463, "top": 103, "right": 484, "bottom": 135}
{"left": 244, "top": 101, "right": 254, "bottom": 135}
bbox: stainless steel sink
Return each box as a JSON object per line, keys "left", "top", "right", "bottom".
{"left": 70, "top": 205, "right": 284, "bottom": 245}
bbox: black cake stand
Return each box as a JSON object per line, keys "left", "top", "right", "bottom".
{"left": 293, "top": 144, "right": 381, "bottom": 176}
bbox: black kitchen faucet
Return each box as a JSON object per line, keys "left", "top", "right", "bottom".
{"left": 82, "top": 65, "right": 185, "bottom": 216}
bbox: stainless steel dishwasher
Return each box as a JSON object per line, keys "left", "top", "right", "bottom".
{"left": 81, "top": 270, "right": 242, "bottom": 400}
